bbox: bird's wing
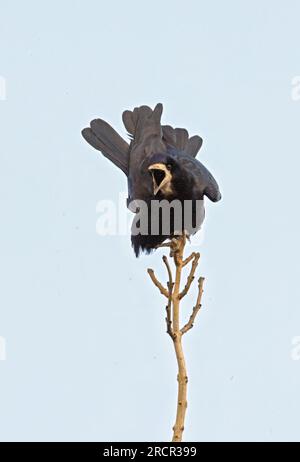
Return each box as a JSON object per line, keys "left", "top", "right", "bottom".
{"left": 178, "top": 155, "right": 222, "bottom": 202}
{"left": 162, "top": 125, "right": 203, "bottom": 158}
{"left": 82, "top": 119, "right": 129, "bottom": 175}
{"left": 193, "top": 161, "right": 221, "bottom": 202}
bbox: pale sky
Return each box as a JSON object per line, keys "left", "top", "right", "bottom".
{"left": 0, "top": 0, "right": 300, "bottom": 442}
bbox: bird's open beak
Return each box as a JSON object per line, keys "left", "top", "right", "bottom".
{"left": 148, "top": 163, "right": 172, "bottom": 195}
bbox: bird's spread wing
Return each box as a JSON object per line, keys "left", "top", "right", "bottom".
{"left": 82, "top": 119, "right": 129, "bottom": 175}
{"left": 176, "top": 155, "right": 222, "bottom": 202}
{"left": 82, "top": 104, "right": 213, "bottom": 201}
{"left": 194, "top": 162, "right": 221, "bottom": 202}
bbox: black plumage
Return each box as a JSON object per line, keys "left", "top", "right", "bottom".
{"left": 82, "top": 103, "right": 221, "bottom": 256}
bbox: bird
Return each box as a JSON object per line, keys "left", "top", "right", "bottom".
{"left": 82, "top": 103, "right": 221, "bottom": 257}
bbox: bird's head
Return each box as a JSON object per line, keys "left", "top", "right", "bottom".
{"left": 147, "top": 154, "right": 177, "bottom": 197}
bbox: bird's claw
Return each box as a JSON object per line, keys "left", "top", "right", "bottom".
{"left": 156, "top": 232, "right": 190, "bottom": 257}
{"left": 155, "top": 237, "right": 181, "bottom": 256}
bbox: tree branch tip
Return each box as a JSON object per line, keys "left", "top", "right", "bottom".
{"left": 198, "top": 276, "right": 205, "bottom": 286}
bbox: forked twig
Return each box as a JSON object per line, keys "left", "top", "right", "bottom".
{"left": 179, "top": 252, "right": 200, "bottom": 299}
{"left": 181, "top": 277, "right": 205, "bottom": 334}
{"left": 147, "top": 269, "right": 169, "bottom": 298}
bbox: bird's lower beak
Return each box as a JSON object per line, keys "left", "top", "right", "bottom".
{"left": 148, "top": 163, "right": 172, "bottom": 195}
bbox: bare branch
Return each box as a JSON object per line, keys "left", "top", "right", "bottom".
{"left": 179, "top": 253, "right": 200, "bottom": 300}
{"left": 165, "top": 301, "right": 174, "bottom": 338}
{"left": 181, "top": 277, "right": 205, "bottom": 335}
{"left": 147, "top": 269, "right": 169, "bottom": 298}
{"left": 162, "top": 255, "right": 174, "bottom": 338}
{"left": 182, "top": 252, "right": 196, "bottom": 267}
{"left": 162, "top": 255, "right": 173, "bottom": 289}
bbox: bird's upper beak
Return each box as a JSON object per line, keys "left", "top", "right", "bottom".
{"left": 148, "top": 163, "right": 172, "bottom": 195}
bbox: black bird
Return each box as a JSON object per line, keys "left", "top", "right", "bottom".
{"left": 82, "top": 103, "right": 221, "bottom": 256}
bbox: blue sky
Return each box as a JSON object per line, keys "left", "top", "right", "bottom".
{"left": 0, "top": 0, "right": 300, "bottom": 442}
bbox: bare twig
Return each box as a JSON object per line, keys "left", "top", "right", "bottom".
{"left": 162, "top": 255, "right": 173, "bottom": 290}
{"left": 163, "top": 255, "right": 174, "bottom": 338}
{"left": 181, "top": 277, "right": 205, "bottom": 334}
{"left": 147, "top": 236, "right": 205, "bottom": 442}
{"left": 147, "top": 269, "right": 169, "bottom": 298}
{"left": 165, "top": 301, "right": 173, "bottom": 338}
{"left": 182, "top": 252, "right": 196, "bottom": 267}
{"left": 179, "top": 253, "right": 200, "bottom": 300}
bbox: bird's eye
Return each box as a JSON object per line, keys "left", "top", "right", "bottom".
{"left": 167, "top": 164, "right": 172, "bottom": 171}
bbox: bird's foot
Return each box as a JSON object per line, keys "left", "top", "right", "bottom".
{"left": 155, "top": 239, "right": 177, "bottom": 250}
{"left": 156, "top": 236, "right": 183, "bottom": 257}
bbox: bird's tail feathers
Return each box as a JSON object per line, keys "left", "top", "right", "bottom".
{"left": 122, "top": 103, "right": 203, "bottom": 158}
{"left": 183, "top": 135, "right": 203, "bottom": 157}
{"left": 122, "top": 103, "right": 163, "bottom": 143}
{"left": 162, "top": 126, "right": 203, "bottom": 157}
